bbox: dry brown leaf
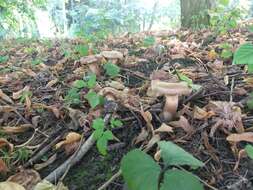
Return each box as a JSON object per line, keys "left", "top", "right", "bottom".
{"left": 0, "top": 158, "right": 8, "bottom": 174}
{"left": 193, "top": 106, "right": 215, "bottom": 120}
{"left": 233, "top": 149, "right": 247, "bottom": 171}
{"left": 55, "top": 132, "right": 81, "bottom": 149}
{"left": 34, "top": 154, "right": 57, "bottom": 171}
{"left": 140, "top": 111, "right": 154, "bottom": 135}
{"left": 45, "top": 79, "right": 58, "bottom": 88}
{"left": 134, "top": 128, "right": 149, "bottom": 144}
{"left": 13, "top": 86, "right": 30, "bottom": 100}
{"left": 8, "top": 169, "right": 41, "bottom": 190}
{"left": 0, "top": 182, "right": 25, "bottom": 190}
{"left": 21, "top": 68, "right": 36, "bottom": 77}
{"left": 0, "top": 106, "right": 15, "bottom": 113}
{"left": 154, "top": 123, "right": 173, "bottom": 134}
{"left": 144, "top": 134, "right": 160, "bottom": 152}
{"left": 208, "top": 49, "right": 218, "bottom": 60}
{"left": 169, "top": 116, "right": 194, "bottom": 134}
{"left": 68, "top": 108, "right": 87, "bottom": 129}
{"left": 154, "top": 150, "right": 161, "bottom": 161}
{"left": 106, "top": 81, "right": 125, "bottom": 90}
{"left": 226, "top": 132, "right": 253, "bottom": 143}
{"left": 0, "top": 89, "right": 14, "bottom": 104}
{"left": 0, "top": 124, "right": 33, "bottom": 134}
{"left": 0, "top": 138, "right": 14, "bottom": 153}
{"left": 101, "top": 50, "right": 123, "bottom": 60}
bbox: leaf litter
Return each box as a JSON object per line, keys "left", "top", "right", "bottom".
{"left": 1, "top": 25, "right": 253, "bottom": 189}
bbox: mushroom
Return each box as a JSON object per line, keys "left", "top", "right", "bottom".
{"left": 80, "top": 55, "right": 103, "bottom": 76}
{"left": 149, "top": 80, "right": 192, "bottom": 122}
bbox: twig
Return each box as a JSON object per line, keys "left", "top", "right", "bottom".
{"left": 44, "top": 134, "right": 95, "bottom": 182}
{"left": 97, "top": 170, "right": 122, "bottom": 190}
{"left": 230, "top": 77, "right": 235, "bottom": 102}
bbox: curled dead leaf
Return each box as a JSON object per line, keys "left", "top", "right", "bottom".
{"left": 0, "top": 124, "right": 33, "bottom": 134}
{"left": 13, "top": 86, "right": 30, "bottom": 100}
{"left": 0, "top": 138, "right": 14, "bottom": 153}
{"left": 169, "top": 116, "right": 194, "bottom": 134}
{"left": 46, "top": 79, "right": 58, "bottom": 88}
{"left": 193, "top": 106, "right": 215, "bottom": 120}
{"left": 226, "top": 132, "right": 253, "bottom": 143}
{"left": 0, "top": 182, "right": 25, "bottom": 190}
{"left": 154, "top": 123, "right": 173, "bottom": 134}
{"left": 0, "top": 89, "right": 14, "bottom": 104}
{"left": 55, "top": 132, "right": 81, "bottom": 149}
{"left": 8, "top": 169, "right": 41, "bottom": 190}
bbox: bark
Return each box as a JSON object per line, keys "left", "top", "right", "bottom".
{"left": 180, "top": 0, "right": 214, "bottom": 28}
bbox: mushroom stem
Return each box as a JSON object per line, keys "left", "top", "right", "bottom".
{"left": 162, "top": 95, "right": 178, "bottom": 122}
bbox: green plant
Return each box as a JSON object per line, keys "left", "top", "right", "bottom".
{"left": 176, "top": 71, "right": 201, "bottom": 91}
{"left": 209, "top": 0, "right": 242, "bottom": 34}
{"left": 220, "top": 43, "right": 233, "bottom": 59}
{"left": 0, "top": 55, "right": 9, "bottom": 63}
{"left": 20, "top": 90, "right": 32, "bottom": 103}
{"left": 103, "top": 62, "right": 120, "bottom": 78}
{"left": 143, "top": 36, "right": 155, "bottom": 47}
{"left": 85, "top": 90, "right": 104, "bottom": 108}
{"left": 64, "top": 87, "right": 81, "bottom": 105}
{"left": 245, "top": 144, "right": 253, "bottom": 160}
{"left": 92, "top": 118, "right": 115, "bottom": 155}
{"left": 121, "top": 141, "right": 204, "bottom": 190}
{"left": 110, "top": 118, "right": 123, "bottom": 128}
{"left": 31, "top": 58, "right": 42, "bottom": 66}
{"left": 75, "top": 44, "right": 89, "bottom": 57}
{"left": 233, "top": 43, "right": 253, "bottom": 73}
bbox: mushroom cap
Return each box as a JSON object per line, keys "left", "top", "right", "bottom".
{"left": 80, "top": 55, "right": 103, "bottom": 65}
{"left": 149, "top": 80, "right": 192, "bottom": 97}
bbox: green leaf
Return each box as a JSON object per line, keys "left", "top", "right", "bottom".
{"left": 233, "top": 43, "right": 253, "bottom": 73}
{"left": 86, "top": 73, "right": 96, "bottom": 89}
{"left": 96, "top": 136, "right": 108, "bottom": 155}
{"left": 219, "top": 0, "right": 230, "bottom": 6}
{"left": 178, "top": 72, "right": 193, "bottom": 85}
{"left": 143, "top": 36, "right": 155, "bottom": 47}
{"left": 85, "top": 91, "right": 101, "bottom": 108}
{"left": 93, "top": 128, "right": 104, "bottom": 140}
{"left": 121, "top": 149, "right": 161, "bottom": 190}
{"left": 75, "top": 44, "right": 89, "bottom": 56}
{"left": 104, "top": 63, "right": 120, "bottom": 78}
{"left": 73, "top": 80, "right": 86, "bottom": 89}
{"left": 221, "top": 49, "right": 233, "bottom": 59}
{"left": 110, "top": 118, "right": 123, "bottom": 128}
{"left": 160, "top": 170, "right": 204, "bottom": 190}
{"left": 248, "top": 25, "right": 253, "bottom": 33}
{"left": 247, "top": 98, "right": 253, "bottom": 110}
{"left": 245, "top": 144, "right": 253, "bottom": 160}
{"left": 64, "top": 88, "right": 80, "bottom": 105}
{"left": 92, "top": 118, "right": 104, "bottom": 130}
{"left": 0, "top": 55, "right": 8, "bottom": 63}
{"left": 103, "top": 130, "right": 114, "bottom": 140}
{"left": 158, "top": 141, "right": 204, "bottom": 168}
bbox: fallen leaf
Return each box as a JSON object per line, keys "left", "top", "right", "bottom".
{"left": 0, "top": 89, "right": 14, "bottom": 104}
{"left": 34, "top": 180, "right": 68, "bottom": 190}
{"left": 0, "top": 124, "right": 33, "bottom": 134}
{"left": 169, "top": 116, "right": 194, "bottom": 134}
{"left": 101, "top": 50, "right": 123, "bottom": 60}
{"left": 134, "top": 128, "right": 149, "bottom": 144}
{"left": 34, "top": 154, "right": 57, "bottom": 170}
{"left": 154, "top": 150, "right": 161, "bottom": 161}
{"left": 0, "top": 138, "right": 14, "bottom": 153}
{"left": 140, "top": 111, "right": 154, "bottom": 135}
{"left": 13, "top": 86, "right": 30, "bottom": 100}
{"left": 0, "top": 158, "right": 8, "bottom": 173}
{"left": 0, "top": 182, "right": 25, "bottom": 190}
{"left": 233, "top": 149, "right": 247, "bottom": 171}
{"left": 227, "top": 132, "right": 253, "bottom": 143}
{"left": 55, "top": 132, "right": 81, "bottom": 149}
{"left": 0, "top": 106, "right": 15, "bottom": 113}
{"left": 154, "top": 123, "right": 173, "bottom": 134}
{"left": 193, "top": 106, "right": 215, "bottom": 120}
{"left": 208, "top": 49, "right": 218, "bottom": 60}
{"left": 46, "top": 79, "right": 58, "bottom": 88}
{"left": 144, "top": 134, "right": 161, "bottom": 152}
{"left": 8, "top": 169, "right": 41, "bottom": 190}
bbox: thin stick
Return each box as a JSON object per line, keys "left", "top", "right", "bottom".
{"left": 230, "top": 77, "right": 235, "bottom": 102}
{"left": 97, "top": 170, "right": 122, "bottom": 190}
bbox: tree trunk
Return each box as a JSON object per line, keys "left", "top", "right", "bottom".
{"left": 180, "top": 0, "right": 214, "bottom": 28}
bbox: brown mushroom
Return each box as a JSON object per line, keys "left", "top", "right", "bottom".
{"left": 149, "top": 80, "right": 192, "bottom": 122}
{"left": 80, "top": 55, "right": 103, "bottom": 76}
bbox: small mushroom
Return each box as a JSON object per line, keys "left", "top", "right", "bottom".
{"left": 80, "top": 55, "right": 103, "bottom": 76}
{"left": 149, "top": 80, "right": 192, "bottom": 122}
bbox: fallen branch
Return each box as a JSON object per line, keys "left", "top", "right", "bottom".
{"left": 44, "top": 134, "right": 95, "bottom": 182}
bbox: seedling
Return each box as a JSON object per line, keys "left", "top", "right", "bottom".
{"left": 103, "top": 62, "right": 120, "bottom": 78}
{"left": 176, "top": 71, "right": 202, "bottom": 91}
{"left": 143, "top": 36, "right": 155, "bottom": 47}
{"left": 64, "top": 87, "right": 81, "bottom": 106}
{"left": 110, "top": 118, "right": 123, "bottom": 129}
{"left": 121, "top": 141, "right": 204, "bottom": 190}
{"left": 20, "top": 90, "right": 32, "bottom": 103}
{"left": 75, "top": 44, "right": 89, "bottom": 56}
{"left": 220, "top": 43, "right": 233, "bottom": 59}
{"left": 245, "top": 144, "right": 253, "bottom": 160}
{"left": 92, "top": 118, "right": 115, "bottom": 155}
{"left": 85, "top": 90, "right": 104, "bottom": 108}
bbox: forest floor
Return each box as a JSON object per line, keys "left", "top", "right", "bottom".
{"left": 0, "top": 25, "right": 253, "bottom": 190}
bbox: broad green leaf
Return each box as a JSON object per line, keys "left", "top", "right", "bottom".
{"left": 75, "top": 44, "right": 89, "bottom": 56}
{"left": 160, "top": 170, "right": 204, "bottom": 190}
{"left": 245, "top": 144, "right": 253, "bottom": 159}
{"left": 158, "top": 141, "right": 204, "bottom": 168}
{"left": 103, "top": 130, "right": 114, "bottom": 140}
{"left": 233, "top": 43, "right": 253, "bottom": 73}
{"left": 92, "top": 118, "right": 104, "bottom": 130}
{"left": 104, "top": 63, "right": 120, "bottom": 78}
{"left": 86, "top": 73, "right": 96, "bottom": 89}
{"left": 85, "top": 91, "right": 101, "bottom": 108}
{"left": 121, "top": 149, "right": 161, "bottom": 190}
{"left": 93, "top": 128, "right": 104, "bottom": 140}
{"left": 221, "top": 49, "right": 233, "bottom": 59}
{"left": 0, "top": 55, "right": 8, "bottom": 63}
{"left": 97, "top": 135, "right": 108, "bottom": 155}
{"left": 64, "top": 88, "right": 80, "bottom": 105}
{"left": 73, "top": 80, "right": 86, "bottom": 89}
